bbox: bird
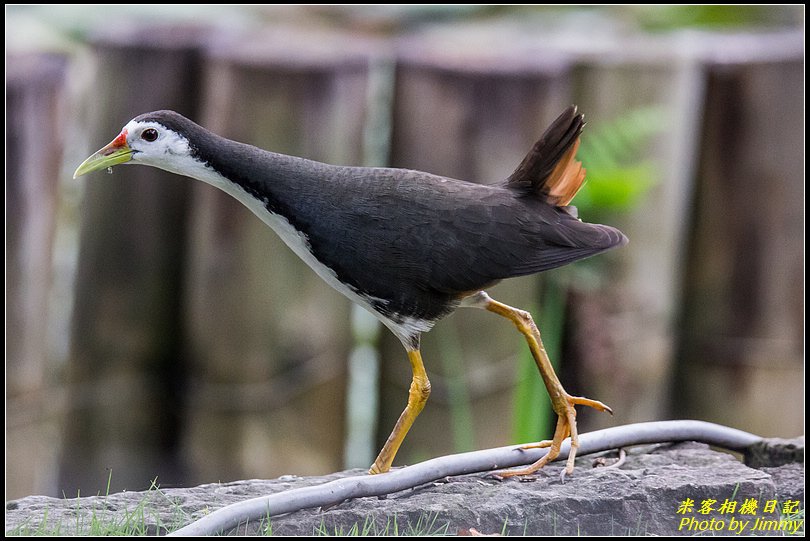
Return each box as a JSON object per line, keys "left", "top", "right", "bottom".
{"left": 74, "top": 105, "right": 627, "bottom": 479}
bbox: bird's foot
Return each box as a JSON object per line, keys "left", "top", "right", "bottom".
{"left": 497, "top": 392, "right": 612, "bottom": 480}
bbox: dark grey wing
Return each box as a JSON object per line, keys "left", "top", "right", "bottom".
{"left": 416, "top": 186, "right": 627, "bottom": 295}
{"left": 304, "top": 171, "right": 625, "bottom": 314}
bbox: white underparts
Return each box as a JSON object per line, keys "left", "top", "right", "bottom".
{"left": 459, "top": 290, "right": 491, "bottom": 309}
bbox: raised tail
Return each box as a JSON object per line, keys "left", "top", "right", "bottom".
{"left": 505, "top": 105, "right": 586, "bottom": 206}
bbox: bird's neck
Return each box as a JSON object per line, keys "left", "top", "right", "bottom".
{"left": 173, "top": 133, "right": 391, "bottom": 324}
{"left": 186, "top": 133, "right": 319, "bottom": 200}
{"left": 168, "top": 131, "right": 343, "bottom": 271}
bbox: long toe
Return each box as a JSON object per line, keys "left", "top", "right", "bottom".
{"left": 497, "top": 392, "right": 611, "bottom": 479}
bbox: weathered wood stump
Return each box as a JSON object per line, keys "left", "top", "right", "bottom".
{"left": 7, "top": 52, "right": 68, "bottom": 500}
{"left": 675, "top": 35, "right": 803, "bottom": 438}
{"left": 61, "top": 24, "right": 207, "bottom": 496}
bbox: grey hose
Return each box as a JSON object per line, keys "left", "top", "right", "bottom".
{"left": 169, "top": 420, "right": 762, "bottom": 536}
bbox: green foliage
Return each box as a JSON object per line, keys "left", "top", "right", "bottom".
{"left": 437, "top": 322, "right": 476, "bottom": 453}
{"left": 313, "top": 512, "right": 450, "bottom": 536}
{"left": 511, "top": 340, "right": 548, "bottom": 443}
{"left": 7, "top": 476, "right": 189, "bottom": 536}
{"left": 782, "top": 505, "right": 805, "bottom": 537}
{"left": 632, "top": 5, "right": 797, "bottom": 32}
{"left": 574, "top": 106, "right": 664, "bottom": 219}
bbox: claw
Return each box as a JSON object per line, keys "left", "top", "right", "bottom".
{"left": 494, "top": 391, "right": 611, "bottom": 480}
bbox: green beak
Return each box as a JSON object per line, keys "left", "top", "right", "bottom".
{"left": 73, "top": 130, "right": 134, "bottom": 178}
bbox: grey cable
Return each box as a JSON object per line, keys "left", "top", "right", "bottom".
{"left": 169, "top": 420, "right": 762, "bottom": 536}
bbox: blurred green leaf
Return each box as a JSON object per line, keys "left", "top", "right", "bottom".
{"left": 575, "top": 164, "right": 656, "bottom": 212}
{"left": 632, "top": 5, "right": 796, "bottom": 32}
{"left": 575, "top": 106, "right": 664, "bottom": 215}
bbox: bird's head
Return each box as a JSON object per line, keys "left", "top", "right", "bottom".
{"left": 73, "top": 111, "right": 197, "bottom": 179}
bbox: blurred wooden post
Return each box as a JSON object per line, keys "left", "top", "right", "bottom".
{"left": 380, "top": 35, "right": 573, "bottom": 463}
{"left": 181, "top": 29, "right": 370, "bottom": 482}
{"left": 675, "top": 37, "right": 803, "bottom": 437}
{"left": 7, "top": 53, "right": 67, "bottom": 500}
{"left": 61, "top": 25, "right": 206, "bottom": 495}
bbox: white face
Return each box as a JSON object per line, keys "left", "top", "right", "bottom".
{"left": 122, "top": 120, "right": 195, "bottom": 174}
{"left": 74, "top": 114, "right": 227, "bottom": 185}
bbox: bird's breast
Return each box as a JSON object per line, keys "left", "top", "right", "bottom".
{"left": 204, "top": 170, "right": 439, "bottom": 345}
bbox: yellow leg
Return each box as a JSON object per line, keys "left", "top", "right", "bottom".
{"left": 369, "top": 349, "right": 431, "bottom": 474}
{"left": 484, "top": 295, "right": 612, "bottom": 478}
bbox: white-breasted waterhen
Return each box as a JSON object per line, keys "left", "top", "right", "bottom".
{"left": 74, "top": 105, "right": 627, "bottom": 478}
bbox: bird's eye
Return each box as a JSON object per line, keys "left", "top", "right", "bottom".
{"left": 141, "top": 128, "right": 159, "bottom": 142}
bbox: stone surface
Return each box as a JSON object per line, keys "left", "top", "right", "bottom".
{"left": 5, "top": 441, "right": 804, "bottom": 536}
